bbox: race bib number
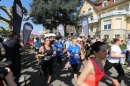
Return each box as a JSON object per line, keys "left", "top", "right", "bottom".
{"left": 74, "top": 54, "right": 79, "bottom": 58}
{"left": 36, "top": 47, "right": 39, "bottom": 49}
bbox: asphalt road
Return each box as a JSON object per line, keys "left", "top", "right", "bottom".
{"left": 20, "top": 50, "right": 130, "bottom": 86}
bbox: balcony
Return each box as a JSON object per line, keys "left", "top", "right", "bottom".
{"left": 89, "top": 19, "right": 98, "bottom": 24}
{"left": 127, "top": 11, "right": 130, "bottom": 17}
{"left": 100, "top": 10, "right": 126, "bottom": 18}
{"left": 79, "top": 9, "right": 93, "bottom": 17}
{"left": 77, "top": 18, "right": 98, "bottom": 26}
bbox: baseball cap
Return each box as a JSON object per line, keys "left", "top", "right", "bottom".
{"left": 77, "top": 37, "right": 82, "bottom": 41}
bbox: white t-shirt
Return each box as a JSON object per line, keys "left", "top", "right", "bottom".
{"left": 126, "top": 39, "right": 130, "bottom": 51}
{"left": 107, "top": 45, "right": 122, "bottom": 63}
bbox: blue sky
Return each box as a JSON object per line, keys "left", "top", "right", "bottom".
{"left": 0, "top": 0, "right": 43, "bottom": 31}
{"left": 0, "top": 0, "right": 96, "bottom": 31}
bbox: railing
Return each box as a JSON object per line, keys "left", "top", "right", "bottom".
{"left": 79, "top": 9, "right": 93, "bottom": 17}
{"left": 78, "top": 18, "right": 98, "bottom": 26}
{"left": 100, "top": 10, "right": 126, "bottom": 18}
{"left": 89, "top": 19, "right": 98, "bottom": 23}
{"left": 127, "top": 11, "right": 130, "bottom": 17}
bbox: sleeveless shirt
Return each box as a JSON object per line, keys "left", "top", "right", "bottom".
{"left": 84, "top": 59, "right": 104, "bottom": 86}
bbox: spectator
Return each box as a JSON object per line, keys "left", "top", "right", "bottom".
{"left": 3, "top": 31, "right": 24, "bottom": 85}
{"left": 126, "top": 34, "right": 130, "bottom": 69}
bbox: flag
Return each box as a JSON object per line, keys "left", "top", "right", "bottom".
{"left": 82, "top": 17, "right": 89, "bottom": 37}
{"left": 13, "top": 0, "right": 23, "bottom": 38}
{"left": 23, "top": 22, "right": 33, "bottom": 46}
{"left": 58, "top": 24, "right": 64, "bottom": 37}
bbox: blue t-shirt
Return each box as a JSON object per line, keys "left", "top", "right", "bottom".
{"left": 34, "top": 41, "right": 41, "bottom": 49}
{"left": 67, "top": 45, "right": 80, "bottom": 64}
{"left": 55, "top": 42, "right": 63, "bottom": 56}
{"left": 65, "top": 41, "right": 72, "bottom": 49}
{"left": 53, "top": 45, "right": 57, "bottom": 51}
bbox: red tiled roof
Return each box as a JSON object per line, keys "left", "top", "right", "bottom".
{"left": 95, "top": 0, "right": 128, "bottom": 11}
{"left": 93, "top": 0, "right": 105, "bottom": 4}
{"left": 86, "top": 0, "right": 128, "bottom": 11}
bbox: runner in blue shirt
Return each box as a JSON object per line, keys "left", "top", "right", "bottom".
{"left": 55, "top": 36, "right": 63, "bottom": 70}
{"left": 50, "top": 40, "right": 57, "bottom": 77}
{"left": 67, "top": 37, "right": 81, "bottom": 83}
{"left": 64, "top": 36, "right": 72, "bottom": 50}
{"left": 34, "top": 37, "right": 41, "bottom": 60}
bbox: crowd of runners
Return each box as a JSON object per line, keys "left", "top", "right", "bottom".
{"left": 0, "top": 31, "right": 130, "bottom": 86}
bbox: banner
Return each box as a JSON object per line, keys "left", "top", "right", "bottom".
{"left": 13, "top": 0, "right": 23, "bottom": 38}
{"left": 58, "top": 24, "right": 64, "bottom": 37}
{"left": 82, "top": 17, "right": 89, "bottom": 37}
{"left": 23, "top": 22, "right": 33, "bottom": 46}
{"left": 31, "top": 31, "right": 42, "bottom": 35}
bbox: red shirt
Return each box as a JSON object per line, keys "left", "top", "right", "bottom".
{"left": 28, "top": 40, "right": 34, "bottom": 44}
{"left": 84, "top": 59, "right": 104, "bottom": 86}
{"left": 0, "top": 80, "right": 4, "bottom": 86}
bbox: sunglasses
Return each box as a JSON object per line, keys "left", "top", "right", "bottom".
{"left": 46, "top": 40, "right": 50, "bottom": 41}
{"left": 121, "top": 40, "right": 123, "bottom": 42}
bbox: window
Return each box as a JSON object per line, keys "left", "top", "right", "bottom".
{"left": 115, "top": 34, "right": 120, "bottom": 37}
{"left": 114, "top": 0, "right": 119, "bottom": 3}
{"left": 116, "top": 18, "right": 122, "bottom": 29}
{"left": 104, "top": 35, "right": 109, "bottom": 39}
{"left": 91, "top": 16, "right": 93, "bottom": 20}
{"left": 90, "top": 26, "right": 93, "bottom": 32}
{"left": 88, "top": 8, "right": 91, "bottom": 11}
{"left": 104, "top": 20, "right": 111, "bottom": 30}
{"left": 102, "top": 1, "right": 108, "bottom": 7}
{"left": 83, "top": 11, "right": 85, "bottom": 13}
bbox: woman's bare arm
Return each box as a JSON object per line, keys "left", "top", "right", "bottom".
{"left": 37, "top": 46, "right": 46, "bottom": 57}
{"left": 110, "top": 51, "right": 125, "bottom": 58}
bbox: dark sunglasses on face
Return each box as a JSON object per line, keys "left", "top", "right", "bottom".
{"left": 121, "top": 40, "right": 123, "bottom": 42}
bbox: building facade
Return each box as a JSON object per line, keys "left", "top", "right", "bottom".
{"left": 79, "top": 0, "right": 130, "bottom": 39}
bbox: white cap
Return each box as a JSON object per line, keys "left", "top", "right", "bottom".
{"left": 77, "top": 37, "right": 82, "bottom": 41}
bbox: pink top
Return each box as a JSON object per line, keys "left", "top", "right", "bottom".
{"left": 84, "top": 59, "right": 104, "bottom": 86}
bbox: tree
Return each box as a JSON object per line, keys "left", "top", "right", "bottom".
{"left": 0, "top": 5, "right": 31, "bottom": 30}
{"left": 0, "top": 29, "right": 9, "bottom": 36}
{"left": 30, "top": 0, "right": 82, "bottom": 33}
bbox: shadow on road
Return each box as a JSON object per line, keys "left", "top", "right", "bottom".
{"left": 20, "top": 51, "right": 130, "bottom": 86}
{"left": 20, "top": 52, "right": 75, "bottom": 86}
{"left": 100, "top": 69, "right": 130, "bottom": 86}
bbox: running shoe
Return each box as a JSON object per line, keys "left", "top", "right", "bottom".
{"left": 59, "top": 68, "right": 62, "bottom": 71}
{"left": 39, "top": 68, "right": 43, "bottom": 76}
{"left": 127, "top": 66, "right": 130, "bottom": 70}
{"left": 53, "top": 73, "right": 57, "bottom": 78}
{"left": 46, "top": 83, "right": 53, "bottom": 86}
{"left": 68, "top": 67, "right": 71, "bottom": 72}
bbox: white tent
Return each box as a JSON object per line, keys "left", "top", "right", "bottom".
{"left": 44, "top": 33, "right": 56, "bottom": 37}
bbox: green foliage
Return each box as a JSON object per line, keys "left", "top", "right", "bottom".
{"left": 0, "top": 29, "right": 9, "bottom": 36}
{"left": 30, "top": 0, "right": 82, "bottom": 30}
{"left": 120, "top": 43, "right": 126, "bottom": 49}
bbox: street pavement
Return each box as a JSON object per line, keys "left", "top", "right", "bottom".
{"left": 20, "top": 50, "right": 130, "bottom": 86}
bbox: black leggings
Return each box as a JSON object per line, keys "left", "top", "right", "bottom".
{"left": 41, "top": 58, "right": 53, "bottom": 75}
{"left": 71, "top": 63, "right": 79, "bottom": 74}
{"left": 104, "top": 59, "right": 125, "bottom": 83}
{"left": 57, "top": 56, "right": 62, "bottom": 66}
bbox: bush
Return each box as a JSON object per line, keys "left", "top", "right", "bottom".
{"left": 120, "top": 43, "right": 126, "bottom": 49}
